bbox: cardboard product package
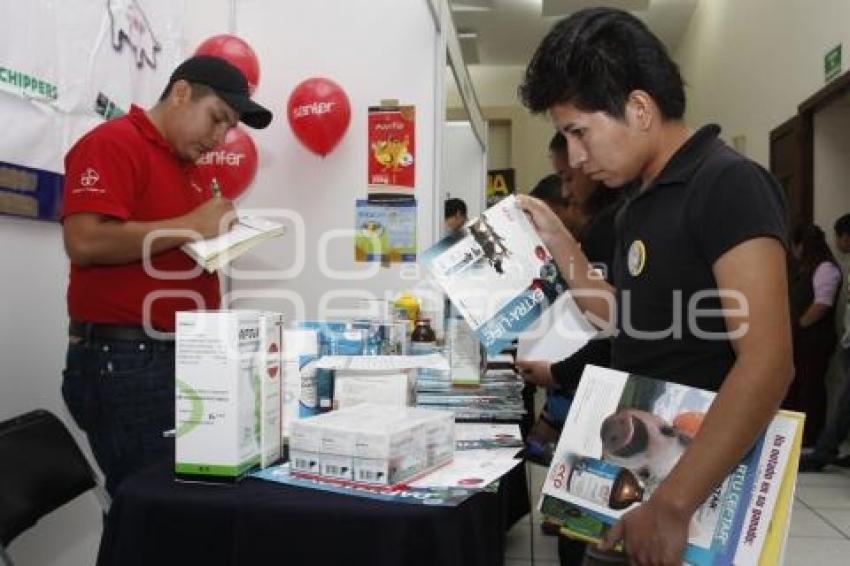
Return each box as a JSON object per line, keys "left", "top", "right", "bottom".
{"left": 175, "top": 310, "right": 283, "bottom": 481}
{"left": 290, "top": 404, "right": 454, "bottom": 486}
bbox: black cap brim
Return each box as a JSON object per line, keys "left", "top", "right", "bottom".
{"left": 216, "top": 90, "right": 273, "bottom": 129}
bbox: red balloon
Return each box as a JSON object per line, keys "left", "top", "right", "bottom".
{"left": 195, "top": 127, "right": 258, "bottom": 200}
{"left": 287, "top": 78, "right": 351, "bottom": 157}
{"left": 194, "top": 35, "right": 260, "bottom": 95}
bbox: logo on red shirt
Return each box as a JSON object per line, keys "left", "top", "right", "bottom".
{"left": 80, "top": 168, "right": 100, "bottom": 187}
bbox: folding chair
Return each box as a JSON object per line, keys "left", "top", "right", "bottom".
{"left": 0, "top": 409, "right": 109, "bottom": 566}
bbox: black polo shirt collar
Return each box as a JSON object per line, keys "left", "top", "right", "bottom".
{"left": 641, "top": 124, "right": 722, "bottom": 193}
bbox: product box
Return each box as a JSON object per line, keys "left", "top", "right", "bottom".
{"left": 289, "top": 404, "right": 455, "bottom": 486}
{"left": 259, "top": 313, "right": 284, "bottom": 468}
{"left": 175, "top": 310, "right": 283, "bottom": 480}
{"left": 281, "top": 329, "right": 320, "bottom": 439}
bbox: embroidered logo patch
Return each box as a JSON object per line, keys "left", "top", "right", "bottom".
{"left": 627, "top": 240, "right": 647, "bottom": 277}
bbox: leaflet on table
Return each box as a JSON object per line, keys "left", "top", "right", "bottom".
{"left": 421, "top": 195, "right": 589, "bottom": 355}
{"left": 538, "top": 365, "right": 802, "bottom": 566}
{"left": 408, "top": 448, "right": 522, "bottom": 489}
{"left": 252, "top": 463, "right": 487, "bottom": 507}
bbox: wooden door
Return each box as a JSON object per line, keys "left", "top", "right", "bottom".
{"left": 770, "top": 115, "right": 810, "bottom": 228}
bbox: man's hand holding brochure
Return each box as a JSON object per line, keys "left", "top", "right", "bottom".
{"left": 538, "top": 365, "right": 803, "bottom": 565}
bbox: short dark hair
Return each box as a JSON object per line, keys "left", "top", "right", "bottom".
{"left": 445, "top": 198, "right": 467, "bottom": 219}
{"left": 549, "top": 132, "right": 567, "bottom": 153}
{"left": 834, "top": 214, "right": 850, "bottom": 237}
{"left": 529, "top": 174, "right": 566, "bottom": 206}
{"left": 159, "top": 80, "right": 216, "bottom": 102}
{"left": 519, "top": 8, "right": 685, "bottom": 120}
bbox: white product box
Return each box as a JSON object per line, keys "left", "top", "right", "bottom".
{"left": 289, "top": 450, "right": 321, "bottom": 475}
{"left": 175, "top": 310, "right": 283, "bottom": 479}
{"left": 281, "top": 330, "right": 320, "bottom": 439}
{"left": 289, "top": 404, "right": 455, "bottom": 485}
{"left": 259, "top": 313, "right": 284, "bottom": 468}
{"left": 332, "top": 369, "right": 415, "bottom": 410}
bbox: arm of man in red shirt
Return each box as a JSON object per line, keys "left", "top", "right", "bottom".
{"left": 63, "top": 198, "right": 234, "bottom": 266}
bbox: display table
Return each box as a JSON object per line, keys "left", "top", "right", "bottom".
{"left": 96, "top": 459, "right": 530, "bottom": 566}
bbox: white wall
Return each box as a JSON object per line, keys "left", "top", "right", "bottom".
{"left": 0, "top": 217, "right": 104, "bottom": 566}
{"left": 184, "top": 0, "right": 441, "bottom": 318}
{"left": 442, "top": 121, "right": 487, "bottom": 226}
{"left": 447, "top": 65, "right": 555, "bottom": 193}
{"left": 675, "top": 0, "right": 850, "bottom": 168}
{"left": 813, "top": 99, "right": 850, "bottom": 241}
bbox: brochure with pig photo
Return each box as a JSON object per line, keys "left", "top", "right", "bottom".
{"left": 421, "top": 195, "right": 595, "bottom": 355}
{"left": 539, "top": 365, "right": 803, "bottom": 566}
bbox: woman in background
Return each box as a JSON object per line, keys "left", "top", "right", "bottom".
{"left": 785, "top": 223, "right": 842, "bottom": 446}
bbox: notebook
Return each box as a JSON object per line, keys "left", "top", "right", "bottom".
{"left": 181, "top": 216, "right": 285, "bottom": 272}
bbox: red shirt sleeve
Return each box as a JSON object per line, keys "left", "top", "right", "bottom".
{"left": 61, "top": 133, "right": 141, "bottom": 221}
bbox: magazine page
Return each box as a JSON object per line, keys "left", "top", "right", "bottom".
{"left": 253, "top": 463, "right": 485, "bottom": 507}
{"left": 746, "top": 411, "right": 804, "bottom": 565}
{"left": 517, "top": 291, "right": 598, "bottom": 363}
{"left": 540, "top": 365, "right": 796, "bottom": 565}
{"left": 421, "top": 195, "right": 587, "bottom": 355}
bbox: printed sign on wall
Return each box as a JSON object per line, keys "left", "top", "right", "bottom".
{"left": 367, "top": 104, "right": 415, "bottom": 201}
{"left": 354, "top": 199, "right": 417, "bottom": 263}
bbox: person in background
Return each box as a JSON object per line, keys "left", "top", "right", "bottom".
{"left": 800, "top": 214, "right": 850, "bottom": 470}
{"left": 784, "top": 223, "right": 842, "bottom": 448}
{"left": 520, "top": 164, "right": 624, "bottom": 565}
{"left": 444, "top": 197, "right": 468, "bottom": 234}
{"left": 529, "top": 173, "right": 577, "bottom": 231}
{"left": 549, "top": 130, "right": 571, "bottom": 178}
{"left": 519, "top": 170, "right": 624, "bottom": 456}
{"left": 517, "top": 8, "right": 791, "bottom": 565}
{"left": 61, "top": 56, "right": 272, "bottom": 495}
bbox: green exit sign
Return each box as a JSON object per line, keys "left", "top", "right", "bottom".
{"left": 826, "top": 44, "right": 842, "bottom": 82}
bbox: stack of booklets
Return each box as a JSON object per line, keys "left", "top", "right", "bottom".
{"left": 538, "top": 365, "right": 804, "bottom": 565}
{"left": 416, "top": 365, "right": 525, "bottom": 421}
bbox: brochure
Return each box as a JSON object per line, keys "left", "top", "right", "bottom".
{"left": 538, "top": 365, "right": 802, "bottom": 566}
{"left": 252, "top": 462, "right": 488, "bottom": 507}
{"left": 421, "top": 195, "right": 590, "bottom": 355}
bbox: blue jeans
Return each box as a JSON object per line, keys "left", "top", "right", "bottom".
{"left": 814, "top": 347, "right": 850, "bottom": 460}
{"left": 61, "top": 335, "right": 175, "bottom": 496}
{"left": 543, "top": 389, "right": 572, "bottom": 430}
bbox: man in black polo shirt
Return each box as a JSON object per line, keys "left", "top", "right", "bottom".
{"left": 516, "top": 8, "right": 792, "bottom": 566}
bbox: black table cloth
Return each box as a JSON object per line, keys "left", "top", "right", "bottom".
{"left": 97, "top": 459, "right": 530, "bottom": 566}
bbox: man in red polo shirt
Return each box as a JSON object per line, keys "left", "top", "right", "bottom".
{"left": 61, "top": 56, "right": 272, "bottom": 495}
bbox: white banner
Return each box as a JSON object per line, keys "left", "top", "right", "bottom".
{"left": 0, "top": 0, "right": 184, "bottom": 219}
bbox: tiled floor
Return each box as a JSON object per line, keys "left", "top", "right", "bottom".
{"left": 506, "top": 462, "right": 850, "bottom": 565}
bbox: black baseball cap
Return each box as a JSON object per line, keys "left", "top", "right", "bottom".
{"left": 169, "top": 55, "right": 272, "bottom": 129}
